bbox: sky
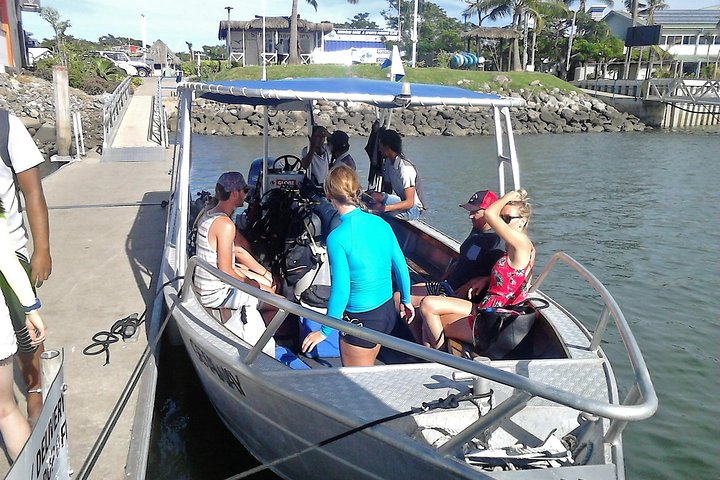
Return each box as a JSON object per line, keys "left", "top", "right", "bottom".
{"left": 22, "top": 0, "right": 720, "bottom": 54}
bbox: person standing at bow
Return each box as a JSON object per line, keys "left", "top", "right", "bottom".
{"left": 301, "top": 166, "right": 413, "bottom": 366}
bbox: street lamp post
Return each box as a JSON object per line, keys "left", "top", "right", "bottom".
{"left": 262, "top": 0, "right": 267, "bottom": 80}
{"left": 140, "top": 14, "right": 147, "bottom": 61}
{"left": 411, "top": 0, "right": 419, "bottom": 68}
{"left": 225, "top": 6, "right": 233, "bottom": 66}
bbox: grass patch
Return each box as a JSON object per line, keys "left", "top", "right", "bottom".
{"left": 208, "top": 65, "right": 580, "bottom": 94}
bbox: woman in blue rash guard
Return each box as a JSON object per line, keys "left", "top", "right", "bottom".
{"left": 301, "top": 165, "right": 414, "bottom": 366}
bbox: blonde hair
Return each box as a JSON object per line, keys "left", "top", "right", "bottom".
{"left": 324, "top": 165, "right": 362, "bottom": 206}
{"left": 507, "top": 188, "right": 532, "bottom": 227}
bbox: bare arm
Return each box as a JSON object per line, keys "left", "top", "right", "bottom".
{"left": 301, "top": 135, "right": 322, "bottom": 169}
{"left": 381, "top": 186, "right": 416, "bottom": 213}
{"left": 16, "top": 167, "right": 51, "bottom": 287}
{"left": 212, "top": 217, "right": 260, "bottom": 289}
{"left": 484, "top": 190, "right": 533, "bottom": 266}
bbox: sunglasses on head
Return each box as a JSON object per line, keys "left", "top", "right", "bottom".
{"left": 500, "top": 214, "right": 522, "bottom": 224}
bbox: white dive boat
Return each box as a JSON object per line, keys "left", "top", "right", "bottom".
{"left": 160, "top": 78, "right": 657, "bottom": 479}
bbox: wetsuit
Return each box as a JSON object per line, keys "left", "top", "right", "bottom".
{"left": 446, "top": 229, "right": 505, "bottom": 291}
{"left": 320, "top": 208, "right": 410, "bottom": 343}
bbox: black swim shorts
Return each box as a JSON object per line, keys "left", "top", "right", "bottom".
{"left": 341, "top": 298, "right": 398, "bottom": 349}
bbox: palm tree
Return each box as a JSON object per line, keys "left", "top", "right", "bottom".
{"left": 481, "top": 0, "right": 565, "bottom": 71}
{"left": 463, "top": 1, "right": 493, "bottom": 26}
{"left": 288, "top": 0, "right": 358, "bottom": 65}
{"left": 528, "top": 1, "right": 567, "bottom": 70}
{"left": 624, "top": 0, "right": 667, "bottom": 25}
{"left": 480, "top": 0, "right": 525, "bottom": 71}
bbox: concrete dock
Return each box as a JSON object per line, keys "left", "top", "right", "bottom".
{"left": 1, "top": 78, "right": 175, "bottom": 478}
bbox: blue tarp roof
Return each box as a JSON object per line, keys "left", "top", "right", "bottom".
{"left": 182, "top": 77, "right": 524, "bottom": 109}
{"left": 324, "top": 40, "right": 385, "bottom": 51}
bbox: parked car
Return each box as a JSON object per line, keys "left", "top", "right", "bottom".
{"left": 93, "top": 51, "right": 152, "bottom": 77}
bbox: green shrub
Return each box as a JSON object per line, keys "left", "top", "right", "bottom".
{"left": 435, "top": 50, "right": 452, "bottom": 69}
{"left": 700, "top": 64, "right": 718, "bottom": 80}
{"left": 33, "top": 58, "right": 57, "bottom": 81}
{"left": 653, "top": 67, "right": 673, "bottom": 79}
{"left": 80, "top": 76, "right": 117, "bottom": 94}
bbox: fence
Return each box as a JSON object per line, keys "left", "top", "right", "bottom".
{"left": 102, "top": 76, "right": 132, "bottom": 150}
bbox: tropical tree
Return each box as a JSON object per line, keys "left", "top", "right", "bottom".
{"left": 568, "top": 14, "right": 623, "bottom": 76}
{"left": 480, "top": 0, "right": 566, "bottom": 71}
{"left": 202, "top": 45, "right": 226, "bottom": 59}
{"left": 528, "top": 1, "right": 567, "bottom": 70}
{"left": 337, "top": 12, "right": 379, "bottom": 29}
{"left": 40, "top": 7, "right": 71, "bottom": 65}
{"left": 463, "top": 1, "right": 493, "bottom": 26}
{"left": 381, "top": 1, "right": 463, "bottom": 65}
{"left": 289, "top": 0, "right": 359, "bottom": 65}
{"left": 624, "top": 0, "right": 667, "bottom": 24}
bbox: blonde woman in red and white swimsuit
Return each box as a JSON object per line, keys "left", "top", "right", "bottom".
{"left": 419, "top": 189, "right": 534, "bottom": 349}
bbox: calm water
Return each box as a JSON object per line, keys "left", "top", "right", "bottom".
{"left": 152, "top": 128, "right": 720, "bottom": 479}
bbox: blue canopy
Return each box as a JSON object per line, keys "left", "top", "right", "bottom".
{"left": 180, "top": 77, "right": 524, "bottom": 109}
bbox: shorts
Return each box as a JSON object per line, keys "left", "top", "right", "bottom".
{"left": 341, "top": 298, "right": 398, "bottom": 349}
{"left": 384, "top": 193, "right": 422, "bottom": 221}
{"left": 424, "top": 280, "right": 454, "bottom": 297}
{"left": 0, "top": 252, "right": 36, "bottom": 354}
{"left": 218, "top": 287, "right": 257, "bottom": 310}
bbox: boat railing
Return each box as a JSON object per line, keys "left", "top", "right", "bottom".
{"left": 176, "top": 256, "right": 658, "bottom": 450}
{"left": 529, "top": 251, "right": 658, "bottom": 444}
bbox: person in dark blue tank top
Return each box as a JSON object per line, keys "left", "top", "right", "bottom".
{"left": 301, "top": 166, "right": 413, "bottom": 366}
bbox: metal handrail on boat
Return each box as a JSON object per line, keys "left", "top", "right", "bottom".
{"left": 175, "top": 257, "right": 658, "bottom": 430}
{"left": 529, "top": 251, "right": 658, "bottom": 443}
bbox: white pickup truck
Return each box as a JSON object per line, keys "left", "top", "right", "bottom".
{"left": 95, "top": 51, "right": 152, "bottom": 77}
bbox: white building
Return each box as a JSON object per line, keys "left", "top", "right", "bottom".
{"left": 311, "top": 29, "right": 398, "bottom": 65}
{"left": 654, "top": 8, "right": 720, "bottom": 68}
{"left": 601, "top": 7, "right": 720, "bottom": 77}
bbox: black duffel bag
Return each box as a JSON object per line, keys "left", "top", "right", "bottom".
{"left": 283, "top": 240, "right": 318, "bottom": 285}
{"left": 472, "top": 298, "right": 549, "bottom": 359}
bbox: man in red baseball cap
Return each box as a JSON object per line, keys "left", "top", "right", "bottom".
{"left": 398, "top": 190, "right": 506, "bottom": 342}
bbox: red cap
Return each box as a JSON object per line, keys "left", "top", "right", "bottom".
{"left": 460, "top": 190, "right": 497, "bottom": 212}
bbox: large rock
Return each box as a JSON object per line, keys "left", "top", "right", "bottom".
{"left": 19, "top": 116, "right": 42, "bottom": 131}
{"left": 32, "top": 124, "right": 57, "bottom": 144}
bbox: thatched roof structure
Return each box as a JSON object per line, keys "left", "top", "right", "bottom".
{"left": 460, "top": 27, "right": 519, "bottom": 40}
{"left": 147, "top": 40, "right": 180, "bottom": 66}
{"left": 218, "top": 17, "right": 334, "bottom": 40}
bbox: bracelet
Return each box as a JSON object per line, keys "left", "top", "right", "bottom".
{"left": 24, "top": 298, "right": 41, "bottom": 313}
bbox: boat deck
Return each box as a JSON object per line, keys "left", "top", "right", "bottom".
{"left": 175, "top": 285, "right": 613, "bottom": 452}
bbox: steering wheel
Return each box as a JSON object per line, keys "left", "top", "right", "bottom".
{"left": 272, "top": 154, "right": 303, "bottom": 173}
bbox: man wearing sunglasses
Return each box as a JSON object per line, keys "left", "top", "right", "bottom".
{"left": 398, "top": 190, "right": 504, "bottom": 343}
{"left": 192, "top": 172, "right": 276, "bottom": 355}
{"left": 194, "top": 172, "right": 275, "bottom": 308}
